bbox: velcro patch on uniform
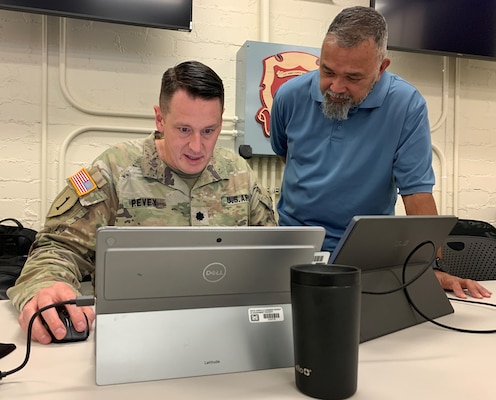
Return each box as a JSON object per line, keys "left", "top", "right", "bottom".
{"left": 69, "top": 168, "right": 97, "bottom": 196}
{"left": 88, "top": 167, "right": 107, "bottom": 189}
{"left": 47, "top": 185, "right": 79, "bottom": 217}
{"left": 191, "top": 207, "right": 210, "bottom": 225}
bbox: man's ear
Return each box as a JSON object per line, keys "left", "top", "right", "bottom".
{"left": 377, "top": 58, "right": 391, "bottom": 79}
{"left": 154, "top": 105, "right": 164, "bottom": 131}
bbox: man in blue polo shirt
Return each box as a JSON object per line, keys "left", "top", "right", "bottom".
{"left": 270, "top": 6, "right": 491, "bottom": 299}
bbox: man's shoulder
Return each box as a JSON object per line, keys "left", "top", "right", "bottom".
{"left": 213, "top": 146, "right": 247, "bottom": 165}
{"left": 95, "top": 134, "right": 149, "bottom": 166}
{"left": 365, "top": 71, "right": 425, "bottom": 109}
{"left": 211, "top": 147, "right": 252, "bottom": 174}
{"left": 384, "top": 71, "right": 422, "bottom": 95}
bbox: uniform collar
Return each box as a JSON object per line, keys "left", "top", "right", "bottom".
{"left": 141, "top": 131, "right": 229, "bottom": 187}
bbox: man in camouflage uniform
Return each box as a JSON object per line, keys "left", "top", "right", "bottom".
{"left": 8, "top": 61, "right": 276, "bottom": 344}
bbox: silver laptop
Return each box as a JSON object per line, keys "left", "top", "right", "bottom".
{"left": 94, "top": 225, "right": 325, "bottom": 385}
{"left": 329, "top": 215, "right": 458, "bottom": 342}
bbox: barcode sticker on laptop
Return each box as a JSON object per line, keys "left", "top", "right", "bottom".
{"left": 312, "top": 251, "right": 331, "bottom": 264}
{"left": 248, "top": 307, "right": 284, "bottom": 323}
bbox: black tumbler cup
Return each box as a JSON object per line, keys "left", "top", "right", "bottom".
{"left": 291, "top": 264, "right": 361, "bottom": 400}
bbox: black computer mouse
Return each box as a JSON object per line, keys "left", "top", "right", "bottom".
{"left": 40, "top": 305, "right": 90, "bottom": 343}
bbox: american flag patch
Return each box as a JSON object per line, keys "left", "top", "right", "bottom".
{"left": 69, "top": 168, "right": 97, "bottom": 196}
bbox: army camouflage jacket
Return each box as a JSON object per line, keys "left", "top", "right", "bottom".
{"left": 8, "top": 132, "right": 276, "bottom": 311}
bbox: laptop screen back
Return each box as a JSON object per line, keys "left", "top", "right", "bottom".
{"left": 95, "top": 225, "right": 325, "bottom": 314}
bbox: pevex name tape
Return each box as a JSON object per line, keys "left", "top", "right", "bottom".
{"left": 69, "top": 168, "right": 97, "bottom": 196}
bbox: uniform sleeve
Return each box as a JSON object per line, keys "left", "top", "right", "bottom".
{"left": 7, "top": 165, "right": 118, "bottom": 311}
{"left": 249, "top": 183, "right": 277, "bottom": 226}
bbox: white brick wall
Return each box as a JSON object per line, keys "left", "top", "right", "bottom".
{"left": 0, "top": 0, "right": 495, "bottom": 230}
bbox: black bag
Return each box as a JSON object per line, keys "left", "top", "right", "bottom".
{"left": 0, "top": 218, "right": 38, "bottom": 300}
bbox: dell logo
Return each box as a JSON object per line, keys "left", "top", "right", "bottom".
{"left": 203, "top": 263, "right": 227, "bottom": 283}
{"left": 206, "top": 270, "right": 223, "bottom": 276}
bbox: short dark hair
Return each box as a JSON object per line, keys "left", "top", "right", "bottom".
{"left": 326, "top": 6, "right": 388, "bottom": 60}
{"left": 159, "top": 61, "right": 224, "bottom": 112}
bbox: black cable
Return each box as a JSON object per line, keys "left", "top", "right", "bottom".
{"left": 0, "top": 296, "right": 94, "bottom": 380}
{"left": 361, "top": 240, "right": 436, "bottom": 295}
{"left": 402, "top": 258, "right": 496, "bottom": 334}
{"left": 360, "top": 239, "right": 496, "bottom": 334}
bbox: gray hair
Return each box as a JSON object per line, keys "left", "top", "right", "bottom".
{"left": 326, "top": 6, "right": 388, "bottom": 61}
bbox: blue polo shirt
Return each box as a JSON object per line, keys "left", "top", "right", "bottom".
{"left": 270, "top": 69, "right": 435, "bottom": 252}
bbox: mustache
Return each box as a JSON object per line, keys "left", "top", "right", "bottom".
{"left": 324, "top": 90, "right": 352, "bottom": 101}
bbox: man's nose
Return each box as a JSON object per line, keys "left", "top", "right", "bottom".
{"left": 328, "top": 77, "right": 347, "bottom": 93}
{"left": 189, "top": 133, "right": 202, "bottom": 152}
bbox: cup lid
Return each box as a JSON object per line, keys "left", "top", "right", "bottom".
{"left": 291, "top": 264, "right": 360, "bottom": 287}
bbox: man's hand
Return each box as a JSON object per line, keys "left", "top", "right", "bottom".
{"left": 17, "top": 282, "right": 95, "bottom": 345}
{"left": 434, "top": 270, "right": 492, "bottom": 299}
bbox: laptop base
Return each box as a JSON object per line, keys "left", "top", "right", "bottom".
{"left": 95, "top": 304, "right": 294, "bottom": 385}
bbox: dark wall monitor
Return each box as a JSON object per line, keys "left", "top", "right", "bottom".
{"left": 0, "top": 0, "right": 193, "bottom": 31}
{"left": 371, "top": 0, "right": 496, "bottom": 61}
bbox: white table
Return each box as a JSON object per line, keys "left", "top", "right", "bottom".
{"left": 1, "top": 282, "right": 496, "bottom": 399}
